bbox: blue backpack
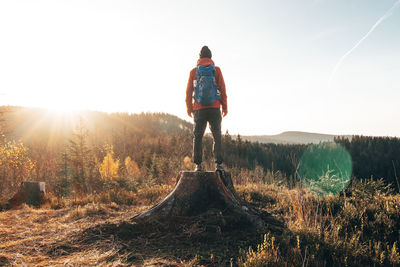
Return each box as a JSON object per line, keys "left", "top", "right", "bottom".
{"left": 194, "top": 64, "right": 220, "bottom": 106}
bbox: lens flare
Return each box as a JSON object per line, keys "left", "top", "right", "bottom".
{"left": 299, "top": 142, "right": 352, "bottom": 196}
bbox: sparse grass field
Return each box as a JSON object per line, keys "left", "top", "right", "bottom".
{"left": 1, "top": 180, "right": 400, "bottom": 266}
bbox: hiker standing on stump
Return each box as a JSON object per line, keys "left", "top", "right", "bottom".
{"left": 186, "top": 46, "right": 228, "bottom": 172}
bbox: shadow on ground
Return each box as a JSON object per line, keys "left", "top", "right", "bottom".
{"left": 47, "top": 207, "right": 285, "bottom": 266}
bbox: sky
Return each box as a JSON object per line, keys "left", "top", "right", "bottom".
{"left": 0, "top": 0, "right": 399, "bottom": 136}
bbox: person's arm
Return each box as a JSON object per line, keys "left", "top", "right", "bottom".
{"left": 216, "top": 67, "right": 228, "bottom": 117}
{"left": 185, "top": 69, "right": 195, "bottom": 117}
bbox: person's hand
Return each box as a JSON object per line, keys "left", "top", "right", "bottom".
{"left": 187, "top": 109, "right": 193, "bottom": 118}
{"left": 222, "top": 109, "right": 228, "bottom": 117}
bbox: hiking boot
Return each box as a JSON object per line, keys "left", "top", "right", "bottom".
{"left": 216, "top": 164, "right": 224, "bottom": 172}
{"left": 195, "top": 164, "right": 204, "bottom": 172}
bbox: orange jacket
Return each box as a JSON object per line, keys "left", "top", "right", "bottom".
{"left": 186, "top": 58, "right": 227, "bottom": 114}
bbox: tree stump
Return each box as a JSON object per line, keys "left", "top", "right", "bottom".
{"left": 8, "top": 181, "right": 46, "bottom": 208}
{"left": 133, "top": 171, "right": 282, "bottom": 232}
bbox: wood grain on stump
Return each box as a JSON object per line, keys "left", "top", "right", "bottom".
{"left": 133, "top": 171, "right": 282, "bottom": 232}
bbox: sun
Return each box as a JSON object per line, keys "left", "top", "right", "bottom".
{"left": 31, "top": 96, "right": 83, "bottom": 114}
{"left": 46, "top": 104, "right": 78, "bottom": 114}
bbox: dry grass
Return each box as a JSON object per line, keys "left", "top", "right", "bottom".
{"left": 0, "top": 203, "right": 263, "bottom": 266}
{"left": 0, "top": 183, "right": 227, "bottom": 266}
{"left": 0, "top": 181, "right": 277, "bottom": 266}
{"left": 0, "top": 204, "right": 141, "bottom": 266}
{"left": 237, "top": 180, "right": 400, "bottom": 266}
{"left": 1, "top": 179, "right": 400, "bottom": 266}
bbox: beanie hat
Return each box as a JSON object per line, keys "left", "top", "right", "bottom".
{"left": 199, "top": 46, "right": 212, "bottom": 58}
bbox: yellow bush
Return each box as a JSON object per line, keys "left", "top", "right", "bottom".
{"left": 183, "top": 156, "right": 193, "bottom": 170}
{"left": 125, "top": 156, "right": 141, "bottom": 178}
{"left": 99, "top": 152, "right": 120, "bottom": 180}
{"left": 0, "top": 140, "right": 34, "bottom": 197}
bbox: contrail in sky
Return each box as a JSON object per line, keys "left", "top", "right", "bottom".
{"left": 329, "top": 0, "right": 400, "bottom": 82}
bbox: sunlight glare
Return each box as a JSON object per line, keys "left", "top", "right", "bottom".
{"left": 29, "top": 94, "right": 83, "bottom": 115}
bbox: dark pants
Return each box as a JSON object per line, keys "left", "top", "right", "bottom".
{"left": 193, "top": 108, "right": 223, "bottom": 165}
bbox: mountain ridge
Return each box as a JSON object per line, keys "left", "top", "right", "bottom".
{"left": 0, "top": 106, "right": 358, "bottom": 145}
{"left": 240, "top": 131, "right": 353, "bottom": 144}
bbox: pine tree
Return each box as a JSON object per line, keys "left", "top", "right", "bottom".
{"left": 68, "top": 119, "right": 92, "bottom": 195}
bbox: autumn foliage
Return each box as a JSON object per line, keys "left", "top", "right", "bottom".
{"left": 0, "top": 139, "right": 34, "bottom": 198}
{"left": 99, "top": 151, "right": 120, "bottom": 180}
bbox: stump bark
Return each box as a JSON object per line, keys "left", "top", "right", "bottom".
{"left": 8, "top": 181, "right": 46, "bottom": 208}
{"left": 133, "top": 171, "right": 282, "bottom": 232}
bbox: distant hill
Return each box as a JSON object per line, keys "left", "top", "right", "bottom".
{"left": 0, "top": 106, "right": 192, "bottom": 146}
{"left": 1, "top": 106, "right": 354, "bottom": 146}
{"left": 241, "top": 131, "right": 353, "bottom": 144}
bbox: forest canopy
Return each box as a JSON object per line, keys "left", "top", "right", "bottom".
{"left": 1, "top": 106, "right": 399, "bottom": 199}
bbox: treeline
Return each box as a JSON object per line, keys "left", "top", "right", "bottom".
{"left": 0, "top": 106, "right": 194, "bottom": 198}
{"left": 1, "top": 106, "right": 400, "bottom": 198}
{"left": 335, "top": 136, "right": 400, "bottom": 192}
{"left": 222, "top": 134, "right": 400, "bottom": 192}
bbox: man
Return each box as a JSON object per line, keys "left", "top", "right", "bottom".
{"left": 186, "top": 46, "right": 228, "bottom": 172}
